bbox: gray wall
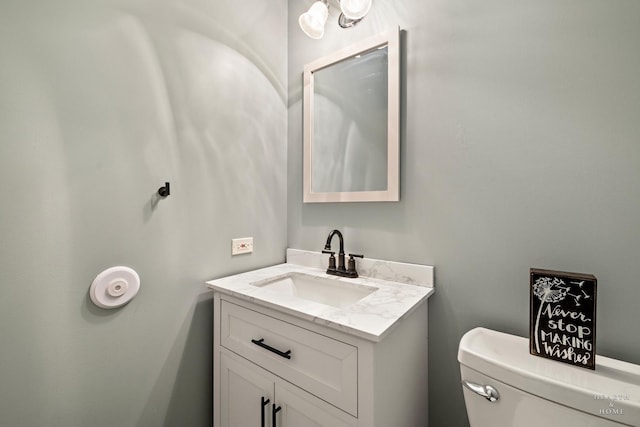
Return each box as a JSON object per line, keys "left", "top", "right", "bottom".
{"left": 288, "top": 0, "right": 640, "bottom": 426}
{"left": 0, "top": 0, "right": 287, "bottom": 426}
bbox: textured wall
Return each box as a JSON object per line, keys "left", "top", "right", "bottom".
{"left": 288, "top": 0, "right": 640, "bottom": 425}
{"left": 0, "top": 0, "right": 287, "bottom": 425}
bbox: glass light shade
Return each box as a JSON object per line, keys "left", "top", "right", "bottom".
{"left": 299, "top": 1, "right": 329, "bottom": 39}
{"left": 339, "top": 0, "right": 372, "bottom": 20}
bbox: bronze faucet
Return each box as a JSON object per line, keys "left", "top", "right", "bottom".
{"left": 322, "top": 229, "right": 363, "bottom": 278}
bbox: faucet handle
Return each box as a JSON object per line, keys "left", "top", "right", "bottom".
{"left": 346, "top": 254, "right": 364, "bottom": 278}
{"left": 322, "top": 250, "right": 336, "bottom": 271}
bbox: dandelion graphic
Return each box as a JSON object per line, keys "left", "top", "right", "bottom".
{"left": 533, "top": 277, "right": 568, "bottom": 353}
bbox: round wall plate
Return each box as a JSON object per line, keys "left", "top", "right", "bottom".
{"left": 90, "top": 266, "right": 140, "bottom": 309}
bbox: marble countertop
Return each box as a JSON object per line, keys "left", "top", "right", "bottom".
{"left": 206, "top": 262, "right": 434, "bottom": 342}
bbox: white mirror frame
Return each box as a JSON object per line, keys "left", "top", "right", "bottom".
{"left": 303, "top": 28, "right": 400, "bottom": 203}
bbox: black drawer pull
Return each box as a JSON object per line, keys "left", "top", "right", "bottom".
{"left": 251, "top": 338, "right": 292, "bottom": 360}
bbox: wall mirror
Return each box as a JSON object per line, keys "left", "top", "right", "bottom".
{"left": 303, "top": 28, "right": 400, "bottom": 203}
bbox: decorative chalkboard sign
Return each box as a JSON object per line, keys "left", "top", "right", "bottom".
{"left": 530, "top": 268, "right": 597, "bottom": 370}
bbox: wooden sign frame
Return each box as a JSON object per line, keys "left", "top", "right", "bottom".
{"left": 530, "top": 268, "right": 597, "bottom": 370}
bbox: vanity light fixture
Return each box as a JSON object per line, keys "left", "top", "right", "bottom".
{"left": 339, "top": 0, "right": 372, "bottom": 20}
{"left": 299, "top": 0, "right": 373, "bottom": 39}
{"left": 299, "top": 0, "right": 329, "bottom": 39}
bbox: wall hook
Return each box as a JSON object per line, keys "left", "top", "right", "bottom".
{"left": 157, "top": 182, "right": 170, "bottom": 198}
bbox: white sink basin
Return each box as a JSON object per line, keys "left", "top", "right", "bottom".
{"left": 252, "top": 272, "right": 377, "bottom": 309}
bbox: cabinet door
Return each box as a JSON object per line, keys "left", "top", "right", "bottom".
{"left": 274, "top": 382, "right": 357, "bottom": 427}
{"left": 220, "top": 353, "right": 274, "bottom": 427}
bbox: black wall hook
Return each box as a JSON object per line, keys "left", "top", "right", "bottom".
{"left": 157, "top": 182, "right": 170, "bottom": 198}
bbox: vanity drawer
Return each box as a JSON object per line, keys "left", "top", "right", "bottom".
{"left": 220, "top": 300, "right": 358, "bottom": 416}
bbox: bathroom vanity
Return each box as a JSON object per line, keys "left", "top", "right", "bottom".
{"left": 206, "top": 250, "right": 434, "bottom": 427}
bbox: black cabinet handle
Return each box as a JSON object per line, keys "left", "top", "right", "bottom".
{"left": 251, "top": 338, "right": 292, "bottom": 360}
{"left": 260, "top": 397, "right": 270, "bottom": 427}
{"left": 272, "top": 404, "right": 282, "bottom": 427}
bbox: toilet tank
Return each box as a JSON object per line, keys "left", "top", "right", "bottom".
{"left": 458, "top": 328, "right": 640, "bottom": 427}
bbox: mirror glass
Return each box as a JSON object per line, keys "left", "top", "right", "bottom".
{"left": 303, "top": 29, "right": 400, "bottom": 203}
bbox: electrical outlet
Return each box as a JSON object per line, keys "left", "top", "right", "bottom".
{"left": 232, "top": 237, "right": 253, "bottom": 255}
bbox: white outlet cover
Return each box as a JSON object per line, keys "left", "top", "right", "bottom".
{"left": 232, "top": 237, "right": 253, "bottom": 255}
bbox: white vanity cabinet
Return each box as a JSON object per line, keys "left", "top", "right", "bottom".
{"left": 212, "top": 293, "right": 430, "bottom": 427}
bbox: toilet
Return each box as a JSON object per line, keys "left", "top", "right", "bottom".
{"left": 458, "top": 327, "right": 640, "bottom": 426}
